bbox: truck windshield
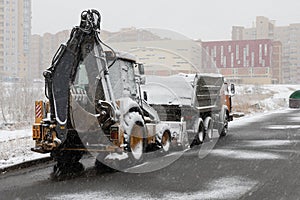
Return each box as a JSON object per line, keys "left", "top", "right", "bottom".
{"left": 71, "top": 44, "right": 103, "bottom": 113}
{"left": 107, "top": 59, "right": 138, "bottom": 100}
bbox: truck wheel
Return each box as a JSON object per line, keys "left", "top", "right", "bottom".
{"left": 51, "top": 150, "right": 83, "bottom": 164}
{"left": 218, "top": 108, "right": 228, "bottom": 137}
{"left": 190, "top": 119, "right": 205, "bottom": 148}
{"left": 95, "top": 153, "right": 116, "bottom": 173}
{"left": 129, "top": 123, "right": 145, "bottom": 160}
{"left": 161, "top": 130, "right": 171, "bottom": 152}
{"left": 51, "top": 150, "right": 84, "bottom": 179}
{"left": 124, "top": 112, "right": 146, "bottom": 161}
{"left": 197, "top": 120, "right": 205, "bottom": 144}
{"left": 204, "top": 116, "right": 213, "bottom": 140}
{"left": 52, "top": 161, "right": 84, "bottom": 179}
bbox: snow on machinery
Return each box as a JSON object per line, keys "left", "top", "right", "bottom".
{"left": 31, "top": 9, "right": 172, "bottom": 174}
{"left": 141, "top": 73, "right": 235, "bottom": 147}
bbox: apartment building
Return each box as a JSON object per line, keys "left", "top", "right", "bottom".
{"left": 0, "top": 0, "right": 31, "bottom": 82}
{"left": 30, "top": 34, "right": 41, "bottom": 80}
{"left": 30, "top": 30, "right": 70, "bottom": 79}
{"left": 232, "top": 16, "right": 300, "bottom": 84}
{"left": 202, "top": 39, "right": 282, "bottom": 84}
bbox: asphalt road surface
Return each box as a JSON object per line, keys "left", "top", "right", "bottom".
{"left": 1, "top": 109, "right": 300, "bottom": 200}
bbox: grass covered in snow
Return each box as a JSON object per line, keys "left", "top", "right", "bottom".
{"left": 233, "top": 84, "right": 298, "bottom": 114}
{"left": 0, "top": 129, "right": 49, "bottom": 169}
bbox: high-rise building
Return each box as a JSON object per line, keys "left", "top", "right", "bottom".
{"left": 232, "top": 17, "right": 275, "bottom": 41}
{"left": 275, "top": 23, "right": 300, "bottom": 84}
{"left": 0, "top": 0, "right": 31, "bottom": 82}
{"left": 30, "top": 34, "right": 42, "bottom": 80}
{"left": 30, "top": 30, "right": 70, "bottom": 78}
{"left": 232, "top": 16, "right": 300, "bottom": 84}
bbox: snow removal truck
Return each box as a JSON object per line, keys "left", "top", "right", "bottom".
{"left": 142, "top": 73, "right": 235, "bottom": 147}
{"left": 31, "top": 10, "right": 172, "bottom": 174}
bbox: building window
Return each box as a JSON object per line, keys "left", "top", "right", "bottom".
{"left": 223, "top": 56, "right": 227, "bottom": 68}
{"left": 243, "top": 48, "right": 247, "bottom": 67}
{"left": 177, "top": 49, "right": 188, "bottom": 51}
{"left": 264, "top": 44, "right": 268, "bottom": 56}
{"left": 251, "top": 52, "right": 255, "bottom": 67}
{"left": 259, "top": 44, "right": 262, "bottom": 64}
{"left": 221, "top": 46, "right": 224, "bottom": 65}
{"left": 176, "top": 61, "right": 188, "bottom": 64}
{"left": 246, "top": 45, "right": 249, "bottom": 56}
{"left": 236, "top": 45, "right": 239, "bottom": 60}
{"left": 213, "top": 46, "right": 216, "bottom": 58}
{"left": 228, "top": 45, "right": 231, "bottom": 52}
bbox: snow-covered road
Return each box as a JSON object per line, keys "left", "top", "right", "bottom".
{"left": 1, "top": 108, "right": 300, "bottom": 199}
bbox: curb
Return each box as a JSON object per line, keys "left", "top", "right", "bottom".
{"left": 0, "top": 157, "right": 53, "bottom": 173}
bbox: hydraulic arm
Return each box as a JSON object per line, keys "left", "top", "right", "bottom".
{"left": 33, "top": 10, "right": 118, "bottom": 152}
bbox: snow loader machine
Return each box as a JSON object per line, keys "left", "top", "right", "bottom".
{"left": 31, "top": 10, "right": 172, "bottom": 174}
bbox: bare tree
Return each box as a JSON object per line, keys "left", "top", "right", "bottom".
{"left": 0, "top": 80, "right": 44, "bottom": 128}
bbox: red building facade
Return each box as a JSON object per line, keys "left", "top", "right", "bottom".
{"left": 201, "top": 39, "right": 279, "bottom": 84}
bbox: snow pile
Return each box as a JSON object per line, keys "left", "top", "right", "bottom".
{"left": 0, "top": 129, "right": 49, "bottom": 170}
{"left": 233, "top": 84, "right": 298, "bottom": 115}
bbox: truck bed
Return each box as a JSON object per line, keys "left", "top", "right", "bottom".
{"left": 142, "top": 73, "right": 224, "bottom": 110}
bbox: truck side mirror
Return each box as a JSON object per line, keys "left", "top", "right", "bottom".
{"left": 143, "top": 91, "right": 148, "bottom": 101}
{"left": 230, "top": 83, "right": 235, "bottom": 95}
{"left": 138, "top": 63, "right": 145, "bottom": 75}
{"left": 140, "top": 75, "right": 146, "bottom": 85}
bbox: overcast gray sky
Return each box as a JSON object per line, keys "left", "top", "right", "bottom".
{"left": 32, "top": 0, "right": 300, "bottom": 41}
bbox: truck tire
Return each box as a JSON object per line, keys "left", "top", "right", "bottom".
{"left": 218, "top": 107, "right": 228, "bottom": 137}
{"left": 51, "top": 150, "right": 84, "bottom": 178}
{"left": 94, "top": 153, "right": 116, "bottom": 173}
{"left": 123, "top": 112, "right": 146, "bottom": 161}
{"left": 190, "top": 119, "right": 205, "bottom": 148}
{"left": 161, "top": 130, "right": 171, "bottom": 152}
{"left": 204, "top": 116, "right": 213, "bottom": 140}
{"left": 51, "top": 149, "right": 83, "bottom": 164}
{"left": 197, "top": 120, "right": 205, "bottom": 143}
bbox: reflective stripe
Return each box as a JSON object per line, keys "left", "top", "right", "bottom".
{"left": 35, "top": 103, "right": 42, "bottom": 118}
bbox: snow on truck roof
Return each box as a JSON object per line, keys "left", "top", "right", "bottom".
{"left": 177, "top": 73, "right": 223, "bottom": 78}
{"left": 105, "top": 51, "right": 136, "bottom": 62}
{"left": 142, "top": 73, "right": 224, "bottom": 106}
{"left": 176, "top": 73, "right": 223, "bottom": 84}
